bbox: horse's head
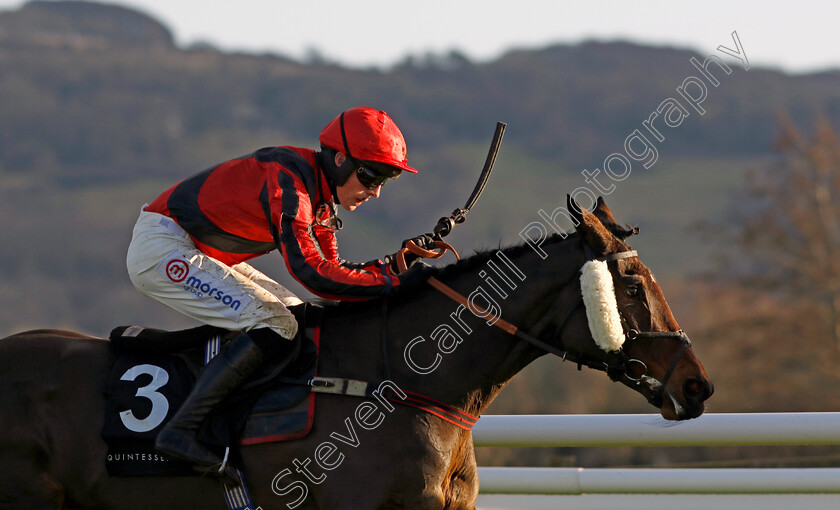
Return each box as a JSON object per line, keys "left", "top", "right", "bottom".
{"left": 558, "top": 196, "right": 713, "bottom": 420}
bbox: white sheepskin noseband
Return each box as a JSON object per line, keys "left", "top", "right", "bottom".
{"left": 580, "top": 260, "right": 625, "bottom": 352}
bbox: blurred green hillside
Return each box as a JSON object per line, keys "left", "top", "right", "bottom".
{"left": 2, "top": 1, "right": 840, "bottom": 468}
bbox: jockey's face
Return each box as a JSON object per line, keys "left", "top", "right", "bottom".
{"left": 334, "top": 152, "right": 382, "bottom": 211}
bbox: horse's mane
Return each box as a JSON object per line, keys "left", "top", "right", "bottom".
{"left": 321, "top": 231, "right": 583, "bottom": 314}
{"left": 431, "top": 231, "right": 580, "bottom": 281}
{"left": 318, "top": 208, "right": 640, "bottom": 315}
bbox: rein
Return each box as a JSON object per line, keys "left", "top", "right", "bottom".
{"left": 398, "top": 241, "right": 691, "bottom": 409}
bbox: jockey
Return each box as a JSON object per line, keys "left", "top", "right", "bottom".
{"left": 126, "top": 106, "right": 432, "bottom": 480}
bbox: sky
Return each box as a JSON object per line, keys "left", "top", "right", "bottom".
{"left": 0, "top": 0, "right": 836, "bottom": 73}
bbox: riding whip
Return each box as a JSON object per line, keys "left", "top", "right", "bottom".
{"left": 433, "top": 121, "right": 507, "bottom": 240}
{"left": 396, "top": 121, "right": 506, "bottom": 272}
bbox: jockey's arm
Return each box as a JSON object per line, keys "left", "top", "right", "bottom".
{"left": 272, "top": 176, "right": 401, "bottom": 300}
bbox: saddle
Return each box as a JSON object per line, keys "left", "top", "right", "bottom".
{"left": 101, "top": 303, "right": 322, "bottom": 477}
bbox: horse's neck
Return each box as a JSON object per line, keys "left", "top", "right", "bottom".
{"left": 432, "top": 237, "right": 585, "bottom": 413}
{"left": 317, "top": 236, "right": 586, "bottom": 416}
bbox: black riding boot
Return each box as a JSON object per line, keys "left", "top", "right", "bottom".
{"left": 155, "top": 332, "right": 264, "bottom": 483}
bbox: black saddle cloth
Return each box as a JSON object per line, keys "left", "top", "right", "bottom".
{"left": 101, "top": 303, "right": 321, "bottom": 476}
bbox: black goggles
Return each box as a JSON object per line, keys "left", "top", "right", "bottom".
{"left": 354, "top": 161, "right": 398, "bottom": 189}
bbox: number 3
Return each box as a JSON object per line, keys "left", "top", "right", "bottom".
{"left": 119, "top": 364, "right": 170, "bottom": 433}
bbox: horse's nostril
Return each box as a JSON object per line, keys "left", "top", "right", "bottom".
{"left": 684, "top": 378, "right": 713, "bottom": 402}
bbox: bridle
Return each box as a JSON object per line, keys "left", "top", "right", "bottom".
{"left": 400, "top": 241, "right": 692, "bottom": 409}
{"left": 571, "top": 247, "right": 693, "bottom": 408}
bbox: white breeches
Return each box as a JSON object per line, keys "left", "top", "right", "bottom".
{"left": 126, "top": 209, "right": 300, "bottom": 340}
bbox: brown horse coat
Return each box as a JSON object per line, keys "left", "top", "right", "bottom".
{"left": 0, "top": 199, "right": 711, "bottom": 509}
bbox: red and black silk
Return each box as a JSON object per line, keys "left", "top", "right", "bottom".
{"left": 146, "top": 146, "right": 397, "bottom": 300}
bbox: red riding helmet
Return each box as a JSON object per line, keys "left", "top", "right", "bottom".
{"left": 319, "top": 107, "right": 418, "bottom": 174}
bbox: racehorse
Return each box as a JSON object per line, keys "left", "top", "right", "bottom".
{"left": 0, "top": 197, "right": 712, "bottom": 509}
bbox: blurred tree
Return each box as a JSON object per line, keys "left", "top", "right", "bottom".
{"left": 726, "top": 114, "right": 840, "bottom": 354}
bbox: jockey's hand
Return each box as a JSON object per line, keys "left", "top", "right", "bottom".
{"left": 385, "top": 234, "right": 436, "bottom": 273}
{"left": 395, "top": 260, "right": 431, "bottom": 291}
{"left": 384, "top": 251, "right": 419, "bottom": 274}
{"left": 402, "top": 233, "right": 436, "bottom": 252}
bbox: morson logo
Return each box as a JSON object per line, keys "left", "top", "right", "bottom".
{"left": 155, "top": 250, "right": 252, "bottom": 321}
{"left": 184, "top": 276, "right": 243, "bottom": 311}
{"left": 165, "top": 259, "right": 189, "bottom": 282}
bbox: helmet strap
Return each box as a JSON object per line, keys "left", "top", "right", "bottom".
{"left": 318, "top": 146, "right": 355, "bottom": 188}
{"left": 339, "top": 111, "right": 353, "bottom": 159}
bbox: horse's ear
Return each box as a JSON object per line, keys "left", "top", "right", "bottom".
{"left": 567, "top": 194, "right": 585, "bottom": 226}
{"left": 570, "top": 195, "right": 614, "bottom": 256}
{"left": 593, "top": 197, "right": 618, "bottom": 224}
{"left": 593, "top": 197, "right": 639, "bottom": 240}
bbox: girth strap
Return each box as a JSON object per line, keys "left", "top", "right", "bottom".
{"left": 400, "top": 390, "right": 479, "bottom": 431}
{"left": 306, "top": 375, "right": 480, "bottom": 431}
{"left": 309, "top": 377, "right": 369, "bottom": 397}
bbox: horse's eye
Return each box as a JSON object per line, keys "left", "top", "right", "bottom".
{"left": 625, "top": 285, "right": 639, "bottom": 297}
